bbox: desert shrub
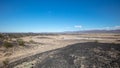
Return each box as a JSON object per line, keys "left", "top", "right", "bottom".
{"left": 29, "top": 40, "right": 35, "bottom": 43}
{"left": 0, "top": 34, "right": 4, "bottom": 38}
{"left": 3, "top": 58, "right": 9, "bottom": 67}
{"left": 3, "top": 41, "right": 13, "bottom": 48}
{"left": 0, "top": 34, "right": 5, "bottom": 41}
{"left": 94, "top": 40, "right": 99, "bottom": 43}
{"left": 17, "top": 39, "right": 25, "bottom": 46}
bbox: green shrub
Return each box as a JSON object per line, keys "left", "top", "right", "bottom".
{"left": 17, "top": 39, "right": 25, "bottom": 46}
{"left": 29, "top": 40, "right": 35, "bottom": 43}
{"left": 3, "top": 41, "right": 13, "bottom": 48}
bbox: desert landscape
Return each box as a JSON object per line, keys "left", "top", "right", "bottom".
{"left": 0, "top": 33, "right": 120, "bottom": 68}
{"left": 1, "top": 0, "right": 120, "bottom": 68}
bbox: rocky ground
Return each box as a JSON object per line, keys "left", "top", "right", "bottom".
{"left": 11, "top": 42, "right": 120, "bottom": 68}
{"left": 0, "top": 33, "right": 120, "bottom": 68}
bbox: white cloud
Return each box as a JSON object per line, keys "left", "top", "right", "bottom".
{"left": 114, "top": 26, "right": 120, "bottom": 29}
{"left": 74, "top": 25, "right": 82, "bottom": 28}
{"left": 104, "top": 26, "right": 120, "bottom": 30}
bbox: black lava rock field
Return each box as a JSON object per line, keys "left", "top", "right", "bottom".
{"left": 35, "top": 42, "right": 120, "bottom": 68}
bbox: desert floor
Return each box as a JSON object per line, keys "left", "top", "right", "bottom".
{"left": 0, "top": 33, "right": 120, "bottom": 67}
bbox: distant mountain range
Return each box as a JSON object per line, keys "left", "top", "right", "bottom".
{"left": 0, "top": 29, "right": 120, "bottom": 34}
{"left": 64, "top": 29, "right": 120, "bottom": 34}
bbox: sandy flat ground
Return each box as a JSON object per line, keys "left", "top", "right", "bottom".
{"left": 0, "top": 33, "right": 120, "bottom": 67}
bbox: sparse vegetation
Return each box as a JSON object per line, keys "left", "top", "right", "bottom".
{"left": 29, "top": 40, "right": 35, "bottom": 43}
{"left": 0, "top": 34, "right": 5, "bottom": 41}
{"left": 0, "top": 34, "right": 4, "bottom": 38}
{"left": 3, "top": 41, "right": 13, "bottom": 48}
{"left": 94, "top": 40, "right": 99, "bottom": 43}
{"left": 3, "top": 58, "right": 9, "bottom": 67}
{"left": 0, "top": 33, "right": 120, "bottom": 68}
{"left": 17, "top": 39, "right": 25, "bottom": 46}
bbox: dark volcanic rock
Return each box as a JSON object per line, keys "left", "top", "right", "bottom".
{"left": 35, "top": 42, "right": 120, "bottom": 68}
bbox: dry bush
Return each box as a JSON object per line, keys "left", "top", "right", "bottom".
{"left": 29, "top": 40, "right": 35, "bottom": 43}
{"left": 3, "top": 58, "right": 9, "bottom": 67}
{"left": 2, "top": 41, "right": 13, "bottom": 48}
{"left": 17, "top": 39, "right": 25, "bottom": 46}
{"left": 94, "top": 40, "right": 99, "bottom": 43}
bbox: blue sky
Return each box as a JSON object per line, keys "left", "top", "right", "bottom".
{"left": 0, "top": 0, "right": 120, "bottom": 32}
